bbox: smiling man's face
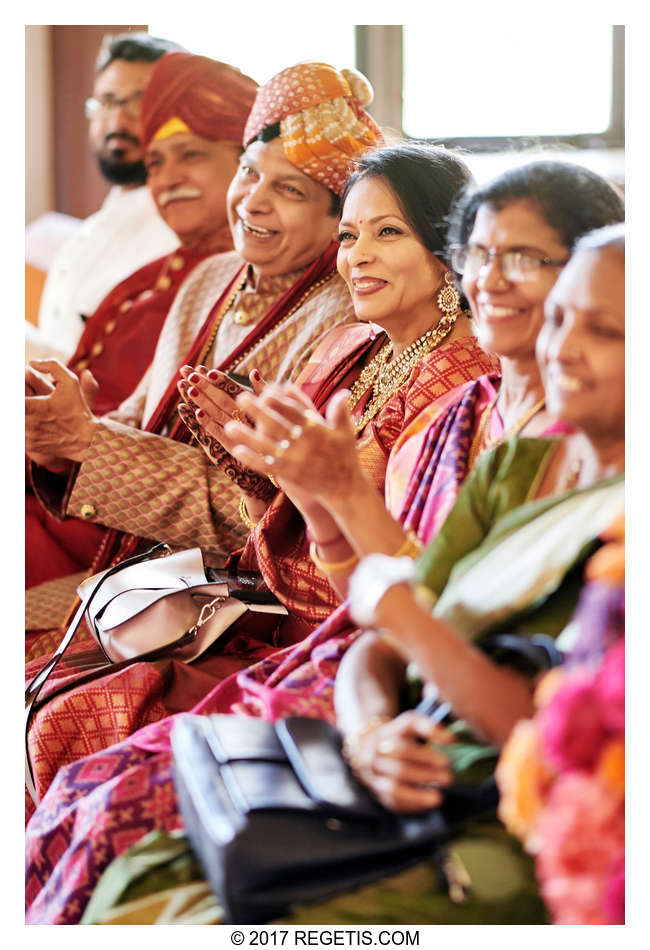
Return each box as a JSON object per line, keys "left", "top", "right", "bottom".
{"left": 145, "top": 132, "right": 241, "bottom": 245}
{"left": 226, "top": 137, "right": 339, "bottom": 278}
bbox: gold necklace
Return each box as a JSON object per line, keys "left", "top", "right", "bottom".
{"left": 222, "top": 271, "right": 337, "bottom": 372}
{"left": 468, "top": 393, "right": 546, "bottom": 468}
{"left": 200, "top": 269, "right": 249, "bottom": 365}
{"left": 347, "top": 310, "right": 458, "bottom": 434}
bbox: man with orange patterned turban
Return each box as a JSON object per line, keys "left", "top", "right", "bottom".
{"left": 243, "top": 61, "right": 383, "bottom": 195}
{"left": 26, "top": 59, "right": 381, "bottom": 613}
{"left": 24, "top": 65, "right": 382, "bottom": 820}
{"left": 26, "top": 51, "right": 257, "bottom": 590}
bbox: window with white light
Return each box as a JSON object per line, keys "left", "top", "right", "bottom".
{"left": 402, "top": 24, "right": 619, "bottom": 143}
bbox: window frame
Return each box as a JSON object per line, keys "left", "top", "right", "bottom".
{"left": 356, "top": 25, "right": 624, "bottom": 151}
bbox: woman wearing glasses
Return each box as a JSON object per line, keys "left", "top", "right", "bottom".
{"left": 387, "top": 159, "right": 625, "bottom": 536}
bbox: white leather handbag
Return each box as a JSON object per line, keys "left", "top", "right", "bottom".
{"left": 25, "top": 543, "right": 287, "bottom": 802}
{"left": 77, "top": 545, "right": 287, "bottom": 663}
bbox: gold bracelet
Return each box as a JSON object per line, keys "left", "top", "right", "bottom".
{"left": 238, "top": 495, "right": 259, "bottom": 531}
{"left": 268, "top": 475, "right": 280, "bottom": 489}
{"left": 309, "top": 541, "right": 359, "bottom": 574}
{"left": 392, "top": 531, "right": 423, "bottom": 559}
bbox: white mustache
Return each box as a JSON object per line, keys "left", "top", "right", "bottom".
{"left": 158, "top": 187, "right": 202, "bottom": 207}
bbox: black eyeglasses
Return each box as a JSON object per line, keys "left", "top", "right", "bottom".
{"left": 451, "top": 245, "right": 568, "bottom": 283}
{"left": 84, "top": 91, "right": 144, "bottom": 121}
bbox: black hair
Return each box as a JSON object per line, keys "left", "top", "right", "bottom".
{"left": 95, "top": 32, "right": 183, "bottom": 74}
{"left": 255, "top": 123, "right": 341, "bottom": 216}
{"left": 573, "top": 222, "right": 625, "bottom": 258}
{"left": 341, "top": 141, "right": 474, "bottom": 264}
{"left": 340, "top": 141, "right": 474, "bottom": 308}
{"left": 448, "top": 160, "right": 625, "bottom": 259}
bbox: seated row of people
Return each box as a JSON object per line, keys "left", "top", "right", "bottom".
{"left": 26, "top": 49, "right": 625, "bottom": 926}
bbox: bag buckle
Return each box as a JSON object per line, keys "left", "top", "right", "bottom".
{"left": 187, "top": 595, "right": 228, "bottom": 639}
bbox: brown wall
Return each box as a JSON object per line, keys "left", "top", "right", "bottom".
{"left": 51, "top": 25, "right": 146, "bottom": 219}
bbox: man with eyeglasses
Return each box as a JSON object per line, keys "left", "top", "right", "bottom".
{"left": 28, "top": 33, "right": 182, "bottom": 363}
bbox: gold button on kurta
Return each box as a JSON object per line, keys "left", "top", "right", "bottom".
{"left": 91, "top": 341, "right": 104, "bottom": 357}
{"left": 80, "top": 503, "right": 96, "bottom": 519}
{"left": 104, "top": 320, "right": 117, "bottom": 334}
{"left": 75, "top": 359, "right": 89, "bottom": 371}
{"left": 138, "top": 289, "right": 154, "bottom": 302}
{"left": 119, "top": 300, "right": 133, "bottom": 313}
{"left": 233, "top": 310, "right": 253, "bottom": 326}
{"left": 169, "top": 255, "right": 185, "bottom": 271}
{"left": 156, "top": 275, "right": 172, "bottom": 291}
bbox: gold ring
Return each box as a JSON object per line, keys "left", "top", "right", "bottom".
{"left": 231, "top": 410, "right": 247, "bottom": 424}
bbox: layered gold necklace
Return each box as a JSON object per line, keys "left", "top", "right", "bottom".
{"left": 347, "top": 309, "right": 458, "bottom": 434}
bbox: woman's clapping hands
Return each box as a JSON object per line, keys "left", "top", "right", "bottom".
{"left": 224, "top": 384, "right": 365, "bottom": 506}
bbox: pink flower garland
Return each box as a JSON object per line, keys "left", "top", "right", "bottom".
{"left": 497, "top": 637, "right": 625, "bottom": 924}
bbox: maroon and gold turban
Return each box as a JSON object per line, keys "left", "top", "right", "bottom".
{"left": 243, "top": 61, "right": 384, "bottom": 195}
{"left": 141, "top": 52, "right": 258, "bottom": 150}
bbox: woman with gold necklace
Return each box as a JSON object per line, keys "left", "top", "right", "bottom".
{"left": 182, "top": 142, "right": 496, "bottom": 635}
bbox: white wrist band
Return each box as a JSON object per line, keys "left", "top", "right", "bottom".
{"left": 348, "top": 554, "right": 416, "bottom": 628}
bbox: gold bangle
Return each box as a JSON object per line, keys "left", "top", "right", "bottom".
{"left": 238, "top": 495, "right": 259, "bottom": 531}
{"left": 392, "top": 531, "right": 423, "bottom": 559}
{"left": 268, "top": 475, "right": 280, "bottom": 489}
{"left": 309, "top": 541, "right": 359, "bottom": 574}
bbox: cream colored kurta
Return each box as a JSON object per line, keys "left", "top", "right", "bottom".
{"left": 27, "top": 251, "right": 354, "bottom": 629}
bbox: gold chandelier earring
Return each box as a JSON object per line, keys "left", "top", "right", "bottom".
{"left": 437, "top": 271, "right": 462, "bottom": 318}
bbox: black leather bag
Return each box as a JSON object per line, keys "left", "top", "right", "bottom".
{"left": 171, "top": 714, "right": 497, "bottom": 923}
{"left": 171, "top": 633, "right": 561, "bottom": 923}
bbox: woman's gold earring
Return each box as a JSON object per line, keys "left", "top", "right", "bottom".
{"left": 437, "top": 271, "right": 461, "bottom": 317}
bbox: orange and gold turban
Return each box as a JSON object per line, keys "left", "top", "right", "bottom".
{"left": 243, "top": 62, "right": 384, "bottom": 195}
{"left": 141, "top": 52, "right": 258, "bottom": 150}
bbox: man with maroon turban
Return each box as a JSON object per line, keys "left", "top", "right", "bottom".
{"left": 68, "top": 51, "right": 259, "bottom": 414}
{"left": 26, "top": 52, "right": 258, "bottom": 589}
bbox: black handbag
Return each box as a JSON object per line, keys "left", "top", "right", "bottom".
{"left": 171, "top": 714, "right": 497, "bottom": 924}
{"left": 170, "top": 633, "right": 561, "bottom": 923}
